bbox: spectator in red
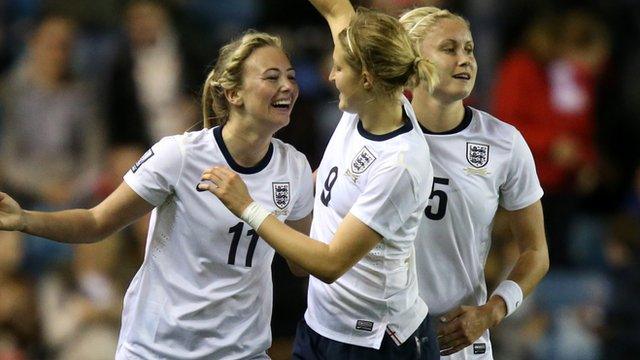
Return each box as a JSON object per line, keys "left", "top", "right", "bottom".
{"left": 492, "top": 10, "right": 610, "bottom": 266}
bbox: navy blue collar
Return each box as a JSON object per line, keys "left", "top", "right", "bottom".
{"left": 420, "top": 106, "right": 473, "bottom": 135}
{"left": 357, "top": 108, "right": 413, "bottom": 141}
{"left": 213, "top": 126, "right": 273, "bottom": 174}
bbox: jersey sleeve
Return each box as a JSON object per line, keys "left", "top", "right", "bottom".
{"left": 349, "top": 161, "right": 422, "bottom": 240}
{"left": 499, "top": 130, "right": 544, "bottom": 210}
{"left": 123, "top": 136, "right": 184, "bottom": 207}
{"left": 287, "top": 155, "right": 314, "bottom": 221}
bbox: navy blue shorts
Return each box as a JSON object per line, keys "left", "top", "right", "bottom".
{"left": 292, "top": 315, "right": 439, "bottom": 360}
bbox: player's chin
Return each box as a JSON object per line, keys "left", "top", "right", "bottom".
{"left": 270, "top": 114, "right": 291, "bottom": 129}
{"left": 455, "top": 82, "right": 475, "bottom": 99}
{"left": 337, "top": 93, "right": 350, "bottom": 110}
{"left": 337, "top": 98, "right": 353, "bottom": 112}
{"left": 442, "top": 87, "right": 472, "bottom": 102}
{"left": 267, "top": 105, "right": 291, "bottom": 118}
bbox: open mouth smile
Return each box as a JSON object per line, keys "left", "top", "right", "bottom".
{"left": 452, "top": 72, "right": 471, "bottom": 80}
{"left": 271, "top": 98, "right": 292, "bottom": 110}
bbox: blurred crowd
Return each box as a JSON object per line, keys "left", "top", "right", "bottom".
{"left": 1, "top": 0, "right": 639, "bottom": 359}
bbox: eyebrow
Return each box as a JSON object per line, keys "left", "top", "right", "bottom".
{"left": 263, "top": 67, "right": 295, "bottom": 73}
{"left": 439, "top": 39, "right": 474, "bottom": 46}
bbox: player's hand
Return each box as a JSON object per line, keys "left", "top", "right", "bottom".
{"left": 198, "top": 167, "right": 253, "bottom": 217}
{"left": 436, "top": 302, "right": 502, "bottom": 356}
{"left": 0, "top": 192, "right": 25, "bottom": 231}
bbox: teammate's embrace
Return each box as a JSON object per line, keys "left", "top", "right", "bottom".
{"left": 201, "top": 0, "right": 440, "bottom": 359}
{"left": 0, "top": 31, "right": 314, "bottom": 359}
{"left": 400, "top": 7, "right": 550, "bottom": 359}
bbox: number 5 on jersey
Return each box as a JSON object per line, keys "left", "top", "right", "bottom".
{"left": 425, "top": 177, "right": 450, "bottom": 220}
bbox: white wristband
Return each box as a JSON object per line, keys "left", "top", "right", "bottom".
{"left": 491, "top": 280, "right": 523, "bottom": 317}
{"left": 241, "top": 202, "right": 271, "bottom": 230}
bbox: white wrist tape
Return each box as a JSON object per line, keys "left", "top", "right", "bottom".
{"left": 241, "top": 202, "right": 271, "bottom": 230}
{"left": 491, "top": 280, "right": 523, "bottom": 317}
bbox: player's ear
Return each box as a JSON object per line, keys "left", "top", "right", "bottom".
{"left": 362, "top": 70, "right": 373, "bottom": 91}
{"left": 225, "top": 88, "right": 243, "bottom": 106}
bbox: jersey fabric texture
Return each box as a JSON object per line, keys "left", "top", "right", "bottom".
{"left": 117, "top": 126, "right": 314, "bottom": 360}
{"left": 305, "top": 96, "right": 434, "bottom": 350}
{"left": 416, "top": 107, "right": 543, "bottom": 359}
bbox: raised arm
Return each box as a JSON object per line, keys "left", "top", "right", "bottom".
{"left": 308, "top": 0, "right": 355, "bottom": 43}
{"left": 0, "top": 182, "right": 154, "bottom": 244}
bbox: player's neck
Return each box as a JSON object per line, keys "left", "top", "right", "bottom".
{"left": 220, "top": 121, "right": 272, "bottom": 168}
{"left": 357, "top": 97, "right": 404, "bottom": 135}
{"left": 412, "top": 93, "right": 465, "bottom": 133}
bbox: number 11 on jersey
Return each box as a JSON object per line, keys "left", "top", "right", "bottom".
{"left": 227, "top": 222, "right": 260, "bottom": 267}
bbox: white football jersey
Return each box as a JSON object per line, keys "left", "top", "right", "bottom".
{"left": 117, "top": 126, "right": 314, "bottom": 360}
{"left": 305, "top": 97, "right": 434, "bottom": 349}
{"left": 416, "top": 107, "right": 543, "bottom": 359}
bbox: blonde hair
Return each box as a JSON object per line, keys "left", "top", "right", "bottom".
{"left": 338, "top": 7, "right": 438, "bottom": 94}
{"left": 202, "top": 30, "right": 283, "bottom": 128}
{"left": 400, "top": 7, "right": 470, "bottom": 49}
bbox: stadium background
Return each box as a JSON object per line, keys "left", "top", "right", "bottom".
{"left": 0, "top": 0, "right": 638, "bottom": 359}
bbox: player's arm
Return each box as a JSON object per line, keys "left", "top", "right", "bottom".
{"left": 200, "top": 167, "right": 381, "bottom": 283}
{"left": 438, "top": 200, "right": 549, "bottom": 355}
{"left": 308, "top": 0, "right": 355, "bottom": 43}
{"left": 0, "top": 182, "right": 154, "bottom": 244}
{"left": 257, "top": 212, "right": 380, "bottom": 283}
{"left": 493, "top": 199, "right": 549, "bottom": 300}
{"left": 284, "top": 213, "right": 313, "bottom": 277}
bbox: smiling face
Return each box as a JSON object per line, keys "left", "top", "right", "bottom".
{"left": 234, "top": 46, "right": 298, "bottom": 130}
{"left": 419, "top": 18, "right": 477, "bottom": 103}
{"left": 328, "top": 40, "right": 366, "bottom": 113}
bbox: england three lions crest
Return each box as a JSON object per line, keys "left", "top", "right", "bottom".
{"left": 466, "top": 142, "right": 489, "bottom": 168}
{"left": 351, "top": 146, "right": 377, "bottom": 174}
{"left": 272, "top": 182, "right": 290, "bottom": 209}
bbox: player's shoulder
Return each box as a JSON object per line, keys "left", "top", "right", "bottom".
{"left": 150, "top": 133, "right": 181, "bottom": 153}
{"left": 179, "top": 127, "right": 213, "bottom": 145}
{"left": 470, "top": 107, "right": 517, "bottom": 133}
{"left": 271, "top": 138, "right": 310, "bottom": 165}
{"left": 271, "top": 138, "right": 306, "bottom": 159}
{"left": 469, "top": 107, "right": 521, "bottom": 144}
{"left": 375, "top": 134, "right": 431, "bottom": 180}
{"left": 397, "top": 135, "right": 430, "bottom": 170}
{"left": 392, "top": 126, "right": 430, "bottom": 158}
{"left": 162, "top": 127, "right": 216, "bottom": 158}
